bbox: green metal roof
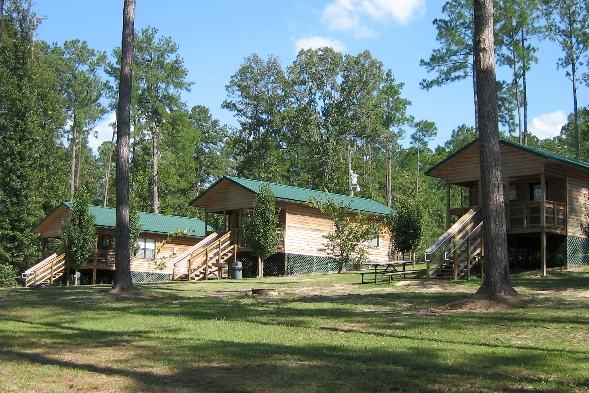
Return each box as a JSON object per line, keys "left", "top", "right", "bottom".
{"left": 63, "top": 203, "right": 207, "bottom": 238}
{"left": 425, "top": 138, "right": 589, "bottom": 176}
{"left": 207, "top": 176, "right": 391, "bottom": 216}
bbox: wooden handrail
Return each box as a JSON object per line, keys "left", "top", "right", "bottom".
{"left": 173, "top": 231, "right": 236, "bottom": 281}
{"left": 23, "top": 253, "right": 66, "bottom": 287}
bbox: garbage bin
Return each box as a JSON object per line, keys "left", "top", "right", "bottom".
{"left": 232, "top": 261, "right": 243, "bottom": 279}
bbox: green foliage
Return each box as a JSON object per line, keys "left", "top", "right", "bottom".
{"left": 153, "top": 228, "right": 188, "bottom": 270}
{"left": 243, "top": 184, "right": 281, "bottom": 262}
{"left": 0, "top": 1, "right": 68, "bottom": 270}
{"left": 541, "top": 0, "right": 589, "bottom": 158}
{"left": 111, "top": 206, "right": 141, "bottom": 258}
{"left": 309, "top": 193, "right": 383, "bottom": 273}
{"left": 62, "top": 189, "right": 97, "bottom": 268}
{"left": 130, "top": 208, "right": 141, "bottom": 257}
{"left": 0, "top": 263, "right": 18, "bottom": 288}
{"left": 389, "top": 198, "right": 423, "bottom": 258}
{"left": 51, "top": 39, "right": 109, "bottom": 200}
{"left": 420, "top": 0, "right": 474, "bottom": 91}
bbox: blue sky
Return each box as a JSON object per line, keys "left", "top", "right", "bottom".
{"left": 33, "top": 0, "right": 584, "bottom": 153}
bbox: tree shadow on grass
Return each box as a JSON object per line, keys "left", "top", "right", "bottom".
{"left": 1, "top": 337, "right": 585, "bottom": 393}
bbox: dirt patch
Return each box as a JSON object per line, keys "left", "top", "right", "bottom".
{"left": 443, "top": 293, "right": 531, "bottom": 312}
{"left": 395, "top": 280, "right": 463, "bottom": 293}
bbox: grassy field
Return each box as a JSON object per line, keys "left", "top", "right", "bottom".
{"left": 1, "top": 269, "right": 589, "bottom": 393}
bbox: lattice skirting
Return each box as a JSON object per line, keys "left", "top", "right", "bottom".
{"left": 285, "top": 254, "right": 346, "bottom": 276}
{"left": 567, "top": 236, "right": 589, "bottom": 269}
{"left": 234, "top": 252, "right": 346, "bottom": 277}
{"left": 507, "top": 234, "right": 589, "bottom": 269}
{"left": 131, "top": 271, "right": 172, "bottom": 283}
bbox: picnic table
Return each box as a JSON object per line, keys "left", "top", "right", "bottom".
{"left": 359, "top": 261, "right": 419, "bottom": 284}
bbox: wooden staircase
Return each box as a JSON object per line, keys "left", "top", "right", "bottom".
{"left": 424, "top": 208, "right": 483, "bottom": 280}
{"left": 22, "top": 253, "right": 66, "bottom": 287}
{"left": 171, "top": 230, "right": 237, "bottom": 281}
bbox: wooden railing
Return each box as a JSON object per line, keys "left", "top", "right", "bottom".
{"left": 425, "top": 208, "right": 482, "bottom": 279}
{"left": 173, "top": 231, "right": 237, "bottom": 280}
{"left": 86, "top": 250, "right": 116, "bottom": 266}
{"left": 22, "top": 253, "right": 66, "bottom": 287}
{"left": 507, "top": 201, "right": 566, "bottom": 229}
{"left": 446, "top": 222, "right": 484, "bottom": 280}
{"left": 232, "top": 227, "right": 284, "bottom": 249}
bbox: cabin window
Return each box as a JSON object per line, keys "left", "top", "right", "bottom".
{"left": 530, "top": 183, "right": 548, "bottom": 201}
{"left": 509, "top": 184, "right": 517, "bottom": 202}
{"left": 136, "top": 237, "right": 156, "bottom": 259}
{"left": 101, "top": 236, "right": 111, "bottom": 250}
{"left": 370, "top": 235, "right": 380, "bottom": 248}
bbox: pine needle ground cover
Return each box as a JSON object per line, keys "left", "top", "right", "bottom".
{"left": 1, "top": 271, "right": 589, "bottom": 393}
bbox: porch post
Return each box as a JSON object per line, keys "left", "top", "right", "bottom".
{"left": 565, "top": 172, "right": 569, "bottom": 270}
{"left": 541, "top": 172, "right": 546, "bottom": 227}
{"left": 204, "top": 209, "right": 208, "bottom": 235}
{"left": 541, "top": 230, "right": 547, "bottom": 277}
{"left": 446, "top": 181, "right": 451, "bottom": 229}
{"left": 541, "top": 172, "right": 547, "bottom": 276}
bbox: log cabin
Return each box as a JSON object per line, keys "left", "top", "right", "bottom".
{"left": 189, "top": 176, "right": 393, "bottom": 277}
{"left": 425, "top": 139, "right": 589, "bottom": 278}
{"left": 28, "top": 203, "right": 209, "bottom": 286}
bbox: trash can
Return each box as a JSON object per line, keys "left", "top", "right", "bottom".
{"left": 232, "top": 261, "right": 243, "bottom": 279}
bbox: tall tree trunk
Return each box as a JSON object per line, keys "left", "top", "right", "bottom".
{"left": 0, "top": 0, "right": 4, "bottom": 44}
{"left": 521, "top": 30, "right": 529, "bottom": 145}
{"left": 510, "top": 48, "right": 523, "bottom": 144}
{"left": 75, "top": 134, "right": 82, "bottom": 191}
{"left": 103, "top": 126, "right": 116, "bottom": 207}
{"left": 114, "top": 0, "right": 136, "bottom": 293}
{"left": 572, "top": 60, "right": 580, "bottom": 160}
{"left": 69, "top": 125, "right": 77, "bottom": 201}
{"left": 473, "top": 0, "right": 517, "bottom": 298}
{"left": 151, "top": 119, "right": 159, "bottom": 214}
{"left": 472, "top": 54, "right": 479, "bottom": 136}
{"left": 386, "top": 145, "right": 392, "bottom": 207}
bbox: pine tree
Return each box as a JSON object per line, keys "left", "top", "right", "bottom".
{"left": 62, "top": 189, "right": 97, "bottom": 268}
{"left": 243, "top": 184, "right": 280, "bottom": 278}
{"left": 474, "top": 0, "right": 517, "bottom": 298}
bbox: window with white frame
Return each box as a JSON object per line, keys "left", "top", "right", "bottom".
{"left": 135, "top": 237, "right": 156, "bottom": 259}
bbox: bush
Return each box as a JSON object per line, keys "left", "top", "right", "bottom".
{"left": 0, "top": 263, "right": 18, "bottom": 288}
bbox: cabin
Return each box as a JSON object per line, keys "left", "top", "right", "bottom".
{"left": 28, "top": 203, "right": 209, "bottom": 286}
{"left": 425, "top": 139, "right": 589, "bottom": 278}
{"left": 190, "top": 176, "right": 393, "bottom": 277}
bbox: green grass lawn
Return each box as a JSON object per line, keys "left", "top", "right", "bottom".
{"left": 1, "top": 270, "right": 589, "bottom": 393}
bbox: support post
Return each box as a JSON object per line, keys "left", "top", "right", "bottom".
{"left": 453, "top": 250, "right": 458, "bottom": 280}
{"left": 205, "top": 248, "right": 209, "bottom": 280}
{"left": 446, "top": 181, "right": 451, "bottom": 229}
{"left": 50, "top": 260, "right": 54, "bottom": 284}
{"left": 541, "top": 230, "right": 547, "bottom": 277}
{"left": 467, "top": 237, "right": 471, "bottom": 280}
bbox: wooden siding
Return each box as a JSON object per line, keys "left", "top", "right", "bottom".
{"left": 370, "top": 228, "right": 392, "bottom": 263}
{"left": 284, "top": 203, "right": 333, "bottom": 257}
{"left": 193, "top": 180, "right": 257, "bottom": 212}
{"left": 34, "top": 205, "right": 69, "bottom": 238}
{"left": 567, "top": 170, "right": 589, "bottom": 238}
{"left": 283, "top": 202, "right": 392, "bottom": 263}
{"left": 438, "top": 144, "right": 548, "bottom": 185}
{"left": 77, "top": 229, "right": 202, "bottom": 275}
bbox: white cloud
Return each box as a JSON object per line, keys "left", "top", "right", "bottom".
{"left": 322, "top": 0, "right": 426, "bottom": 37}
{"left": 89, "top": 112, "right": 116, "bottom": 155}
{"left": 295, "top": 36, "right": 347, "bottom": 53}
{"left": 529, "top": 110, "right": 567, "bottom": 140}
